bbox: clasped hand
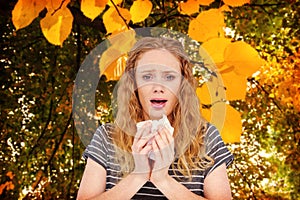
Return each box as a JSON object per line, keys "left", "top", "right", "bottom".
{"left": 131, "top": 121, "right": 175, "bottom": 181}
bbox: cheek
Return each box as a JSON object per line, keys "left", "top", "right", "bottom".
{"left": 137, "top": 86, "right": 151, "bottom": 102}
{"left": 165, "top": 81, "right": 181, "bottom": 96}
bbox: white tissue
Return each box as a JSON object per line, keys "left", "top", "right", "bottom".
{"left": 136, "top": 114, "right": 174, "bottom": 160}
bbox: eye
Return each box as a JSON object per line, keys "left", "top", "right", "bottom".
{"left": 165, "top": 74, "right": 176, "bottom": 81}
{"left": 142, "top": 74, "right": 153, "bottom": 81}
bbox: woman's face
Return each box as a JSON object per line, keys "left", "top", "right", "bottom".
{"left": 135, "top": 49, "right": 182, "bottom": 120}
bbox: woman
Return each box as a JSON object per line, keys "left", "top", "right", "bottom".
{"left": 77, "top": 37, "right": 233, "bottom": 199}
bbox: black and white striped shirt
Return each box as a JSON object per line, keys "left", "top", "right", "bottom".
{"left": 83, "top": 124, "right": 233, "bottom": 199}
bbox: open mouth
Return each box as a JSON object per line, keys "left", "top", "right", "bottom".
{"left": 150, "top": 99, "right": 167, "bottom": 108}
{"left": 150, "top": 99, "right": 167, "bottom": 104}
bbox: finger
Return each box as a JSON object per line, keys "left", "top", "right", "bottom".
{"left": 133, "top": 122, "right": 151, "bottom": 149}
{"left": 154, "top": 130, "right": 167, "bottom": 150}
{"left": 140, "top": 144, "right": 152, "bottom": 155}
{"left": 157, "top": 127, "right": 170, "bottom": 145}
{"left": 136, "top": 121, "right": 152, "bottom": 140}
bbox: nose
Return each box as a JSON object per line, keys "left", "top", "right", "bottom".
{"left": 152, "top": 83, "right": 165, "bottom": 93}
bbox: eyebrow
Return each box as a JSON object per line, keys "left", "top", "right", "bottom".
{"left": 137, "top": 69, "right": 179, "bottom": 74}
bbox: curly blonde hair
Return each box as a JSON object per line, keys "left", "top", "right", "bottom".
{"left": 112, "top": 37, "right": 212, "bottom": 177}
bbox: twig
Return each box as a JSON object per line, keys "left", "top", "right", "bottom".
{"left": 32, "top": 112, "right": 73, "bottom": 192}
{"left": 109, "top": 0, "right": 130, "bottom": 30}
{"left": 234, "top": 163, "right": 257, "bottom": 200}
{"left": 51, "top": 0, "right": 66, "bottom": 16}
{"left": 248, "top": 78, "right": 283, "bottom": 113}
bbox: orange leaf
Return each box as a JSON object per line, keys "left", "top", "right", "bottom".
{"left": 220, "top": 104, "right": 242, "bottom": 143}
{"left": 196, "top": 83, "right": 212, "bottom": 105}
{"left": 100, "top": 30, "right": 136, "bottom": 80}
{"left": 46, "top": 0, "right": 70, "bottom": 12}
{"left": 40, "top": 7, "right": 73, "bottom": 46}
{"left": 95, "top": 0, "right": 109, "bottom": 7}
{"left": 198, "top": 0, "right": 214, "bottom": 6}
{"left": 178, "top": 0, "right": 199, "bottom": 15}
{"left": 200, "top": 37, "right": 231, "bottom": 65}
{"left": 188, "top": 9, "right": 225, "bottom": 42}
{"left": 81, "top": 0, "right": 107, "bottom": 20}
{"left": 108, "top": 0, "right": 123, "bottom": 6}
{"left": 221, "top": 70, "right": 247, "bottom": 100}
{"left": 130, "top": 0, "right": 152, "bottom": 23}
{"left": 108, "top": 29, "right": 136, "bottom": 53}
{"left": 6, "top": 171, "right": 14, "bottom": 179}
{"left": 224, "top": 41, "right": 264, "bottom": 77}
{"left": 12, "top": 0, "right": 47, "bottom": 30}
{"left": 103, "top": 6, "right": 131, "bottom": 34}
{"left": 223, "top": 0, "right": 250, "bottom": 7}
{"left": 103, "top": 55, "right": 127, "bottom": 80}
{"left": 219, "top": 4, "right": 231, "bottom": 12}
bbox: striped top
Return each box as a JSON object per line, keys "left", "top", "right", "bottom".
{"left": 83, "top": 124, "right": 233, "bottom": 199}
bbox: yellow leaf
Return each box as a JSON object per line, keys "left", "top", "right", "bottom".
{"left": 108, "top": 29, "right": 136, "bottom": 53}
{"left": 40, "top": 7, "right": 73, "bottom": 46}
{"left": 221, "top": 70, "right": 247, "bottom": 100}
{"left": 130, "top": 0, "right": 152, "bottom": 23}
{"left": 103, "top": 55, "right": 127, "bottom": 80}
{"left": 100, "top": 30, "right": 136, "bottom": 80}
{"left": 201, "top": 107, "right": 211, "bottom": 122}
{"left": 224, "top": 41, "right": 264, "bottom": 77}
{"left": 81, "top": 0, "right": 107, "bottom": 21}
{"left": 219, "top": 4, "right": 231, "bottom": 12}
{"left": 108, "top": 0, "right": 123, "bottom": 6}
{"left": 178, "top": 0, "right": 199, "bottom": 15}
{"left": 12, "top": 0, "right": 47, "bottom": 30}
{"left": 196, "top": 83, "right": 212, "bottom": 105}
{"left": 223, "top": 0, "right": 250, "bottom": 7}
{"left": 103, "top": 6, "right": 131, "bottom": 34}
{"left": 46, "top": 0, "right": 70, "bottom": 12}
{"left": 198, "top": 0, "right": 214, "bottom": 6}
{"left": 220, "top": 104, "right": 242, "bottom": 143}
{"left": 95, "top": 0, "right": 109, "bottom": 7}
{"left": 200, "top": 38, "right": 231, "bottom": 65}
{"left": 188, "top": 9, "right": 225, "bottom": 42}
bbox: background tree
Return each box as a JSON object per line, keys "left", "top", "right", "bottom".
{"left": 0, "top": 0, "right": 299, "bottom": 199}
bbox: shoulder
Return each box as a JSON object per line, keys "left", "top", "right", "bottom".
{"left": 94, "top": 123, "right": 115, "bottom": 142}
{"left": 204, "top": 123, "right": 220, "bottom": 143}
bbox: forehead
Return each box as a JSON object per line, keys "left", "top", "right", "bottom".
{"left": 136, "top": 49, "right": 181, "bottom": 72}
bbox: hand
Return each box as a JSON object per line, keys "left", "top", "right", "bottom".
{"left": 150, "top": 126, "right": 175, "bottom": 184}
{"left": 131, "top": 122, "right": 153, "bottom": 180}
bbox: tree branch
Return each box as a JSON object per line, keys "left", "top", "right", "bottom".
{"left": 109, "top": 0, "right": 130, "bottom": 30}
{"left": 68, "top": 6, "right": 106, "bottom": 33}
{"left": 32, "top": 112, "right": 73, "bottom": 192}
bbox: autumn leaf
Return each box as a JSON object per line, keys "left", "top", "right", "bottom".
{"left": 12, "top": 0, "right": 47, "bottom": 30}
{"left": 6, "top": 171, "right": 14, "bottom": 179}
{"left": 198, "top": 0, "right": 214, "bottom": 6}
{"left": 130, "top": 0, "right": 152, "bottom": 23}
{"left": 178, "top": 0, "right": 200, "bottom": 15}
{"left": 40, "top": 7, "right": 73, "bottom": 46}
{"left": 221, "top": 104, "right": 242, "bottom": 143}
{"left": 45, "top": 0, "right": 70, "bottom": 12}
{"left": 221, "top": 69, "right": 247, "bottom": 100}
{"left": 81, "top": 0, "right": 108, "bottom": 21}
{"left": 103, "top": 6, "right": 131, "bottom": 34}
{"left": 100, "top": 30, "right": 136, "bottom": 80}
{"left": 200, "top": 37, "right": 232, "bottom": 65}
{"left": 103, "top": 55, "right": 127, "bottom": 80}
{"left": 223, "top": 41, "right": 264, "bottom": 76}
{"left": 196, "top": 83, "right": 212, "bottom": 105}
{"left": 108, "top": 0, "right": 123, "bottom": 6}
{"left": 188, "top": 9, "right": 225, "bottom": 42}
{"left": 108, "top": 29, "right": 136, "bottom": 53}
{"left": 223, "top": 0, "right": 250, "bottom": 7}
{"left": 95, "top": 0, "right": 109, "bottom": 7}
